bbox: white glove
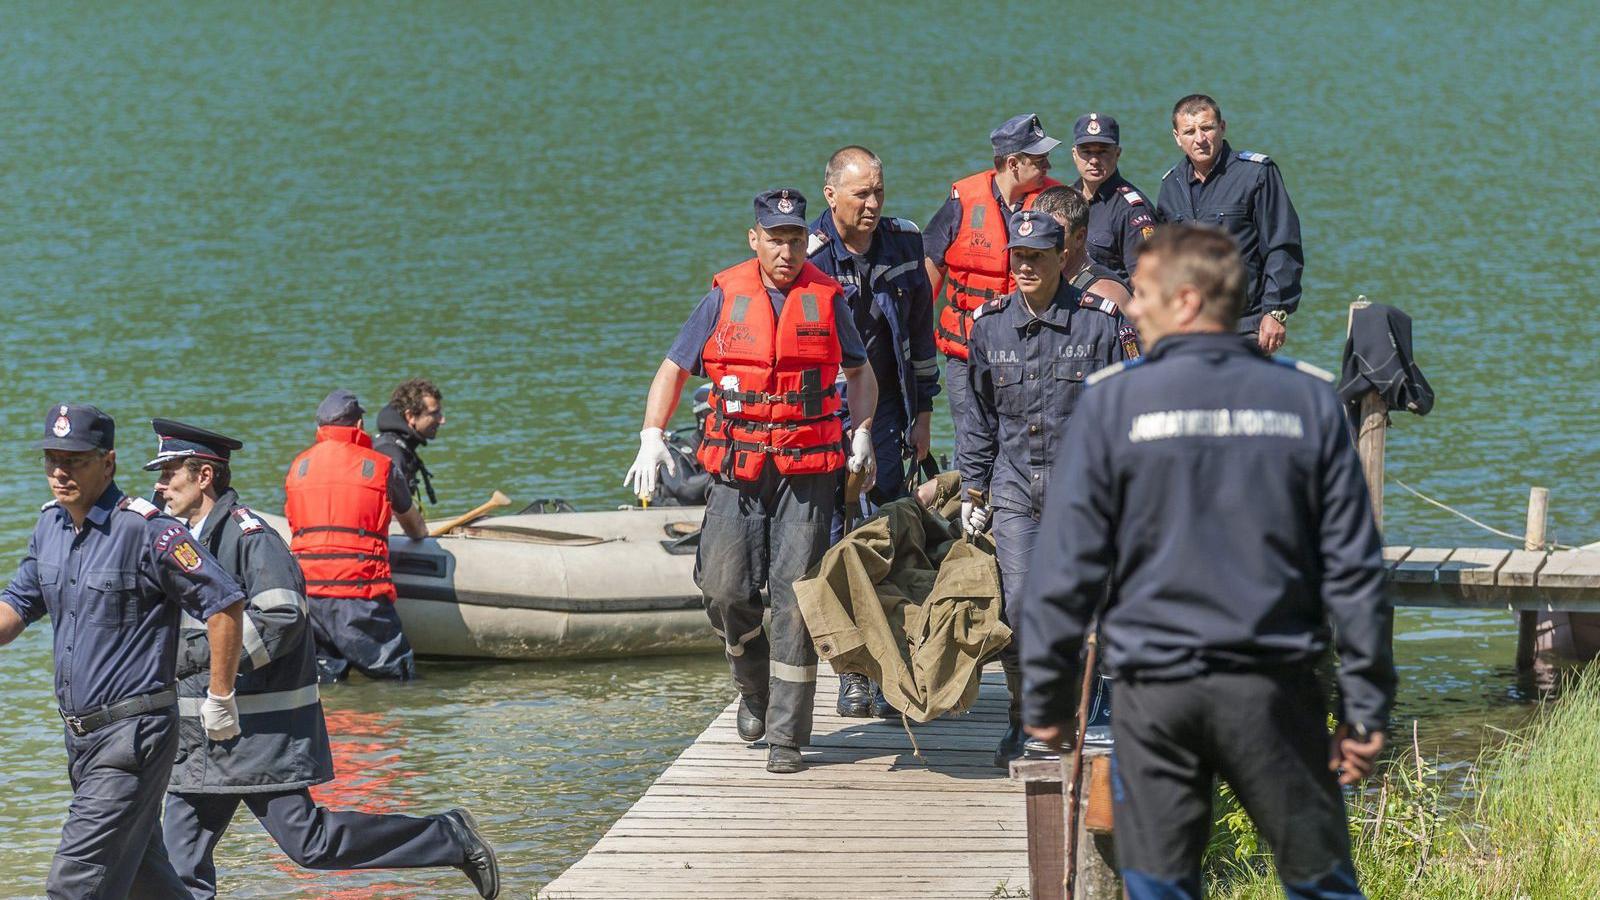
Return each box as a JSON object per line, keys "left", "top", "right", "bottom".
{"left": 961, "top": 500, "right": 991, "bottom": 537}
{"left": 847, "top": 427, "right": 875, "bottom": 479}
{"left": 200, "top": 689, "right": 241, "bottom": 741}
{"left": 623, "top": 427, "right": 676, "bottom": 499}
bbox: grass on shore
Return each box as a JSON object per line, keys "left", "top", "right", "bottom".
{"left": 1207, "top": 664, "right": 1600, "bottom": 899}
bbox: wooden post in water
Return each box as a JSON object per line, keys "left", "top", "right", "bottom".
{"left": 1347, "top": 297, "right": 1387, "bottom": 532}
{"left": 1516, "top": 487, "right": 1550, "bottom": 670}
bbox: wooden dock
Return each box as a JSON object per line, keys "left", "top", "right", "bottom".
{"left": 540, "top": 668, "right": 1030, "bottom": 899}
{"left": 1384, "top": 547, "right": 1600, "bottom": 609}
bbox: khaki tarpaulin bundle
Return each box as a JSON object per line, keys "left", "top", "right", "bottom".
{"left": 795, "top": 472, "right": 1010, "bottom": 724}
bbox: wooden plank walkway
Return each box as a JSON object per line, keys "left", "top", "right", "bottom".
{"left": 1384, "top": 547, "right": 1600, "bottom": 610}
{"left": 541, "top": 668, "right": 1029, "bottom": 899}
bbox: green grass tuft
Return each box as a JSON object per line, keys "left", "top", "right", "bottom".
{"left": 1209, "top": 664, "right": 1600, "bottom": 899}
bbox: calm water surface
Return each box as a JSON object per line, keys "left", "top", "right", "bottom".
{"left": 1, "top": 1, "right": 1597, "bottom": 895}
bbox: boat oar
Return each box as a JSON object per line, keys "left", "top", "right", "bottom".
{"left": 1063, "top": 631, "right": 1100, "bottom": 898}
{"left": 428, "top": 491, "right": 512, "bottom": 537}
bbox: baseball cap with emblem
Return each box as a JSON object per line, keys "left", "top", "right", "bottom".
{"left": 142, "top": 419, "right": 244, "bottom": 471}
{"left": 315, "top": 389, "right": 365, "bottom": 426}
{"left": 991, "top": 113, "right": 1061, "bottom": 157}
{"left": 754, "top": 189, "right": 808, "bottom": 230}
{"left": 1073, "top": 112, "right": 1120, "bottom": 147}
{"left": 1006, "top": 209, "right": 1066, "bottom": 251}
{"left": 36, "top": 404, "right": 115, "bottom": 452}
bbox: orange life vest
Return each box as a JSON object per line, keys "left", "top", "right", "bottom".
{"left": 935, "top": 170, "right": 1062, "bottom": 360}
{"left": 284, "top": 426, "right": 396, "bottom": 601}
{"left": 697, "top": 258, "right": 847, "bottom": 482}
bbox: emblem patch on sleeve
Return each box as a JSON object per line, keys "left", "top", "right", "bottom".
{"left": 171, "top": 540, "right": 203, "bottom": 573}
{"left": 1119, "top": 324, "right": 1143, "bottom": 360}
{"left": 154, "top": 523, "right": 187, "bottom": 553}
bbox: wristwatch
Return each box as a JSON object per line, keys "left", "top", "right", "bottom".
{"left": 1266, "top": 309, "right": 1289, "bottom": 325}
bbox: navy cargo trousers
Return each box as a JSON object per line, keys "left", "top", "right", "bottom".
{"left": 49, "top": 708, "right": 188, "bottom": 899}
{"left": 695, "top": 467, "right": 836, "bottom": 750}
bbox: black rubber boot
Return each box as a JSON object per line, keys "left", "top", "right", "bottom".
{"left": 737, "top": 694, "right": 767, "bottom": 742}
{"left": 836, "top": 673, "right": 872, "bottom": 717}
{"left": 766, "top": 744, "right": 806, "bottom": 774}
{"left": 993, "top": 663, "right": 1027, "bottom": 769}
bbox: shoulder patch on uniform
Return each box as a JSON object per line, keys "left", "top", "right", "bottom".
{"left": 1237, "top": 151, "right": 1271, "bottom": 164}
{"left": 154, "top": 523, "right": 188, "bottom": 553}
{"left": 1086, "top": 357, "right": 1144, "bottom": 385}
{"left": 1120, "top": 189, "right": 1145, "bottom": 206}
{"left": 1118, "top": 324, "right": 1142, "bottom": 360}
{"left": 40, "top": 499, "right": 58, "bottom": 512}
{"left": 884, "top": 217, "right": 921, "bottom": 234}
{"left": 1273, "top": 356, "right": 1334, "bottom": 382}
{"left": 1079, "top": 292, "right": 1120, "bottom": 316}
{"left": 231, "top": 506, "right": 266, "bottom": 534}
{"left": 805, "top": 229, "right": 829, "bottom": 258}
{"left": 1162, "top": 165, "right": 1177, "bottom": 180}
{"left": 118, "top": 495, "right": 161, "bottom": 519}
{"left": 949, "top": 185, "right": 960, "bottom": 199}
{"left": 972, "top": 295, "right": 1010, "bottom": 321}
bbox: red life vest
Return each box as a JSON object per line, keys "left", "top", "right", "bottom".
{"left": 696, "top": 258, "right": 847, "bottom": 482}
{"left": 284, "top": 425, "right": 396, "bottom": 601}
{"left": 935, "top": 170, "right": 1062, "bottom": 360}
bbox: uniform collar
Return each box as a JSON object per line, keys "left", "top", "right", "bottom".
{"left": 79, "top": 482, "right": 123, "bottom": 529}
{"left": 1146, "top": 330, "right": 1263, "bottom": 362}
{"left": 812, "top": 210, "right": 882, "bottom": 264}
{"left": 1183, "top": 141, "right": 1233, "bottom": 183}
{"left": 1072, "top": 171, "right": 1127, "bottom": 202}
{"left": 1005, "top": 278, "right": 1077, "bottom": 329}
{"left": 315, "top": 424, "right": 373, "bottom": 448}
{"left": 198, "top": 489, "right": 240, "bottom": 545}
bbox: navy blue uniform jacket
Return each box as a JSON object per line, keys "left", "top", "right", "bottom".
{"left": 1018, "top": 333, "right": 1394, "bottom": 734}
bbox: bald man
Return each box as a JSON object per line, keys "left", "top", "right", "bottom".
{"left": 806, "top": 146, "right": 939, "bottom": 718}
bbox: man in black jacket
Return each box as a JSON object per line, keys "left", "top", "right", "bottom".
{"left": 1019, "top": 226, "right": 1392, "bottom": 899}
{"left": 374, "top": 379, "right": 445, "bottom": 516}
{"left": 147, "top": 419, "right": 499, "bottom": 900}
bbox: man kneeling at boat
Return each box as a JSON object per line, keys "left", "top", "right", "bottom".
{"left": 148, "top": 419, "right": 499, "bottom": 898}
{"left": 625, "top": 189, "right": 879, "bottom": 774}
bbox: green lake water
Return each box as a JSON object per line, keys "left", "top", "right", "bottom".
{"left": 1, "top": 2, "right": 1597, "bottom": 895}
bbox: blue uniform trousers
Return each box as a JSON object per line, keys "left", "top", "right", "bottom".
{"left": 49, "top": 709, "right": 188, "bottom": 900}
{"left": 308, "top": 597, "right": 416, "bottom": 683}
{"left": 991, "top": 506, "right": 1038, "bottom": 667}
{"left": 162, "top": 789, "right": 464, "bottom": 899}
{"left": 695, "top": 468, "right": 835, "bottom": 749}
{"left": 944, "top": 357, "right": 972, "bottom": 457}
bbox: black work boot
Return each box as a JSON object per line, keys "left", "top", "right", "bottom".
{"left": 737, "top": 695, "right": 766, "bottom": 742}
{"left": 993, "top": 664, "right": 1027, "bottom": 769}
{"left": 442, "top": 807, "right": 500, "bottom": 899}
{"left": 869, "top": 681, "right": 898, "bottom": 719}
{"left": 766, "top": 744, "right": 806, "bottom": 774}
{"left": 836, "top": 673, "right": 872, "bottom": 717}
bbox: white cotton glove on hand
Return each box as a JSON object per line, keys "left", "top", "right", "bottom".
{"left": 200, "top": 690, "right": 241, "bottom": 741}
{"left": 961, "top": 500, "right": 991, "bottom": 538}
{"left": 846, "top": 427, "right": 876, "bottom": 480}
{"left": 623, "top": 427, "right": 675, "bottom": 499}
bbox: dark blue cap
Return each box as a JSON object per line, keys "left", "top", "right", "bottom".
{"left": 1073, "top": 112, "right": 1120, "bottom": 146}
{"left": 142, "top": 419, "right": 243, "bottom": 471}
{"left": 316, "top": 389, "right": 365, "bottom": 426}
{"left": 754, "top": 189, "right": 808, "bottom": 230}
{"left": 1006, "top": 209, "right": 1065, "bottom": 251}
{"left": 36, "top": 404, "right": 115, "bottom": 452}
{"left": 991, "top": 113, "right": 1060, "bottom": 157}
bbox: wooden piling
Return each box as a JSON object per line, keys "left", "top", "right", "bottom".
{"left": 1516, "top": 487, "right": 1549, "bottom": 670}
{"left": 1012, "top": 752, "right": 1118, "bottom": 900}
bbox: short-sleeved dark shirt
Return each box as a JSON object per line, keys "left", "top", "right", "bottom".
{"left": 667, "top": 284, "right": 868, "bottom": 375}
{"left": 1, "top": 483, "right": 244, "bottom": 715}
